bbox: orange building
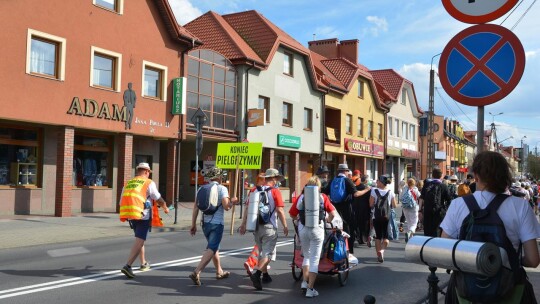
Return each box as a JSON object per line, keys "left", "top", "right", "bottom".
{"left": 0, "top": 0, "right": 199, "bottom": 216}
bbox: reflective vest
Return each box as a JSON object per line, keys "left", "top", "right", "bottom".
{"left": 119, "top": 177, "right": 152, "bottom": 221}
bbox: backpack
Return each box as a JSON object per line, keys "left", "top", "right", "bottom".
{"left": 196, "top": 183, "right": 220, "bottom": 215}
{"left": 374, "top": 189, "right": 390, "bottom": 221}
{"left": 457, "top": 183, "right": 471, "bottom": 197}
{"left": 257, "top": 187, "right": 274, "bottom": 224}
{"left": 299, "top": 194, "right": 325, "bottom": 226}
{"left": 324, "top": 229, "right": 347, "bottom": 265}
{"left": 423, "top": 181, "right": 445, "bottom": 217}
{"left": 452, "top": 194, "right": 524, "bottom": 303}
{"left": 448, "top": 183, "right": 458, "bottom": 200}
{"left": 400, "top": 187, "right": 416, "bottom": 209}
{"left": 329, "top": 176, "right": 347, "bottom": 203}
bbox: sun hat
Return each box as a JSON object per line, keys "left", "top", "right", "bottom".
{"left": 203, "top": 167, "right": 224, "bottom": 180}
{"left": 316, "top": 165, "right": 329, "bottom": 175}
{"left": 450, "top": 175, "right": 458, "bottom": 181}
{"left": 262, "top": 168, "right": 284, "bottom": 181}
{"left": 337, "top": 163, "right": 350, "bottom": 172}
{"left": 136, "top": 162, "right": 152, "bottom": 172}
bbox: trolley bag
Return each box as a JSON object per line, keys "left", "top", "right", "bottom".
{"left": 324, "top": 229, "right": 347, "bottom": 265}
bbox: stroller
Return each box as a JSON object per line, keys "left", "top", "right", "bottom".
{"left": 290, "top": 220, "right": 356, "bottom": 286}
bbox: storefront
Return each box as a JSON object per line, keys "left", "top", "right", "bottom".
{"left": 344, "top": 138, "right": 384, "bottom": 182}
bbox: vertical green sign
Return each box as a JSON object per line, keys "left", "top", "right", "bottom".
{"left": 172, "top": 77, "right": 186, "bottom": 115}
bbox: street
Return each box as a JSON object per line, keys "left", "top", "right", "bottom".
{"left": 0, "top": 225, "right": 448, "bottom": 304}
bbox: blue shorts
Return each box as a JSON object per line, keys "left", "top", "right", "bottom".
{"left": 202, "top": 222, "right": 224, "bottom": 253}
{"left": 130, "top": 219, "right": 150, "bottom": 240}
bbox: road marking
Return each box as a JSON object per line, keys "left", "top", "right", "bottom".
{"left": 47, "top": 247, "right": 90, "bottom": 257}
{"left": 0, "top": 240, "right": 293, "bottom": 299}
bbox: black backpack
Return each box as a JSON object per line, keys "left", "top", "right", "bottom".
{"left": 452, "top": 194, "right": 524, "bottom": 303}
{"left": 373, "top": 189, "right": 390, "bottom": 221}
{"left": 423, "top": 181, "right": 445, "bottom": 217}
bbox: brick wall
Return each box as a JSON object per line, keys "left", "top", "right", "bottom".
{"left": 55, "top": 126, "right": 74, "bottom": 217}
{"left": 116, "top": 133, "right": 133, "bottom": 212}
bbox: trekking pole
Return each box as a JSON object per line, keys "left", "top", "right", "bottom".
{"left": 230, "top": 154, "right": 240, "bottom": 235}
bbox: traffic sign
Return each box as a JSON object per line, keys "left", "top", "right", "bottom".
{"left": 439, "top": 24, "right": 525, "bottom": 107}
{"left": 442, "top": 0, "right": 519, "bottom": 24}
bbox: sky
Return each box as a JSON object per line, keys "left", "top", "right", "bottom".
{"left": 169, "top": 0, "right": 540, "bottom": 152}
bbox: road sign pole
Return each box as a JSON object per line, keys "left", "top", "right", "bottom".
{"left": 477, "top": 106, "right": 484, "bottom": 153}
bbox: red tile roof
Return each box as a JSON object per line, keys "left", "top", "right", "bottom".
{"left": 184, "top": 11, "right": 265, "bottom": 67}
{"left": 155, "top": 0, "right": 201, "bottom": 46}
{"left": 310, "top": 51, "right": 347, "bottom": 92}
{"left": 370, "top": 68, "right": 423, "bottom": 114}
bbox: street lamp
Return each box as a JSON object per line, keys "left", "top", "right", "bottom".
{"left": 488, "top": 111, "right": 503, "bottom": 123}
{"left": 520, "top": 136, "right": 527, "bottom": 175}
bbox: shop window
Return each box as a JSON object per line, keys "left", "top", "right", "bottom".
{"left": 275, "top": 154, "right": 289, "bottom": 188}
{"left": 26, "top": 29, "right": 66, "bottom": 81}
{"left": 0, "top": 126, "right": 41, "bottom": 187}
{"left": 186, "top": 50, "right": 237, "bottom": 132}
{"left": 90, "top": 46, "right": 122, "bottom": 91}
{"left": 93, "top": 0, "right": 124, "bottom": 14}
{"left": 142, "top": 60, "right": 167, "bottom": 100}
{"left": 73, "top": 134, "right": 111, "bottom": 187}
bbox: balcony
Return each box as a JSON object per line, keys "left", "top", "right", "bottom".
{"left": 325, "top": 127, "right": 341, "bottom": 146}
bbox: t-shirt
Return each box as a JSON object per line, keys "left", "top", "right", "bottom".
{"left": 440, "top": 190, "right": 540, "bottom": 251}
{"left": 289, "top": 193, "right": 335, "bottom": 229}
{"left": 202, "top": 182, "right": 230, "bottom": 225}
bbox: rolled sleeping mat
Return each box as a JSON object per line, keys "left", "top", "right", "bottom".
{"left": 246, "top": 191, "right": 260, "bottom": 232}
{"left": 303, "top": 186, "right": 320, "bottom": 228}
{"left": 405, "top": 236, "right": 503, "bottom": 277}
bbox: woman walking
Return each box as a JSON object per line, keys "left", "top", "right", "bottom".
{"left": 369, "top": 175, "right": 397, "bottom": 263}
{"left": 400, "top": 178, "right": 421, "bottom": 242}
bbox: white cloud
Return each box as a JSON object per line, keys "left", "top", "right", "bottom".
{"left": 525, "top": 49, "right": 539, "bottom": 59}
{"left": 363, "top": 16, "right": 388, "bottom": 37}
{"left": 168, "top": 0, "right": 202, "bottom": 25}
{"left": 312, "top": 26, "right": 340, "bottom": 40}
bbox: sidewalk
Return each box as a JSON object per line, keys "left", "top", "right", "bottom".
{"left": 0, "top": 202, "right": 239, "bottom": 250}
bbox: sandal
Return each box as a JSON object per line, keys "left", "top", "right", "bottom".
{"left": 189, "top": 272, "right": 201, "bottom": 286}
{"left": 216, "top": 271, "right": 230, "bottom": 279}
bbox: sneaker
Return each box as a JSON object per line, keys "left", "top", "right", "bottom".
{"left": 189, "top": 272, "right": 201, "bottom": 286}
{"left": 243, "top": 262, "right": 253, "bottom": 276}
{"left": 121, "top": 265, "right": 135, "bottom": 279}
{"left": 262, "top": 273, "right": 272, "bottom": 283}
{"left": 139, "top": 262, "right": 150, "bottom": 271}
{"left": 301, "top": 281, "right": 308, "bottom": 291}
{"left": 306, "top": 288, "right": 319, "bottom": 298}
{"left": 250, "top": 272, "right": 263, "bottom": 290}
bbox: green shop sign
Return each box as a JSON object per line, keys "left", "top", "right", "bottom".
{"left": 171, "top": 77, "right": 186, "bottom": 115}
{"left": 277, "top": 134, "right": 301, "bottom": 149}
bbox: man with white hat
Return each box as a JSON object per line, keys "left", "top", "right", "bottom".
{"left": 119, "top": 162, "right": 169, "bottom": 278}
{"left": 239, "top": 168, "right": 288, "bottom": 290}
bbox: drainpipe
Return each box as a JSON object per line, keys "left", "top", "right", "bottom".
{"left": 239, "top": 61, "right": 255, "bottom": 218}
{"left": 320, "top": 92, "right": 326, "bottom": 167}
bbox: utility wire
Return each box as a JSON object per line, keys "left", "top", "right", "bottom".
{"left": 499, "top": 0, "right": 525, "bottom": 26}
{"left": 510, "top": 0, "right": 537, "bottom": 31}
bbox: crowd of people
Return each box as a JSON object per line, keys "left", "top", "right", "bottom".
{"left": 117, "top": 155, "right": 540, "bottom": 301}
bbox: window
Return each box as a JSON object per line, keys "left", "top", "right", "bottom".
{"left": 378, "top": 123, "right": 383, "bottom": 141}
{"left": 304, "top": 108, "right": 313, "bottom": 131}
{"left": 358, "top": 80, "right": 364, "bottom": 98}
{"left": 93, "top": 0, "right": 124, "bottom": 14}
{"left": 258, "top": 96, "right": 270, "bottom": 122}
{"left": 142, "top": 61, "right": 167, "bottom": 100}
{"left": 283, "top": 52, "right": 293, "bottom": 76}
{"left": 388, "top": 117, "right": 393, "bottom": 136}
{"left": 283, "top": 102, "right": 292, "bottom": 126}
{"left": 90, "top": 46, "right": 122, "bottom": 91}
{"left": 401, "top": 88, "right": 407, "bottom": 105}
{"left": 410, "top": 125, "right": 416, "bottom": 141}
{"left": 368, "top": 120, "right": 373, "bottom": 139}
{"left": 26, "top": 29, "right": 66, "bottom": 80}
{"left": 186, "top": 50, "right": 237, "bottom": 131}
{"left": 402, "top": 122, "right": 408, "bottom": 139}
{"left": 0, "top": 126, "right": 41, "bottom": 187}
{"left": 357, "top": 117, "right": 363, "bottom": 137}
{"left": 395, "top": 119, "right": 400, "bottom": 137}
{"left": 73, "top": 134, "right": 111, "bottom": 187}
{"left": 275, "top": 154, "right": 289, "bottom": 187}
{"left": 345, "top": 114, "right": 352, "bottom": 134}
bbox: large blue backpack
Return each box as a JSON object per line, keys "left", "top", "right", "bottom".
{"left": 451, "top": 194, "right": 524, "bottom": 303}
{"left": 324, "top": 229, "right": 347, "bottom": 265}
{"left": 196, "top": 183, "right": 220, "bottom": 215}
{"left": 329, "top": 176, "right": 347, "bottom": 204}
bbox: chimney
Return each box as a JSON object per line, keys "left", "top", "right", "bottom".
{"left": 339, "top": 39, "right": 359, "bottom": 64}
{"left": 308, "top": 38, "right": 339, "bottom": 58}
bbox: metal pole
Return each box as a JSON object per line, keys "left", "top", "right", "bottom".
{"left": 476, "top": 106, "right": 484, "bottom": 154}
{"left": 427, "top": 69, "right": 435, "bottom": 178}
{"left": 427, "top": 266, "right": 440, "bottom": 304}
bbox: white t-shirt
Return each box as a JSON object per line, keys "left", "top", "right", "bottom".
{"left": 440, "top": 190, "right": 540, "bottom": 251}
{"left": 141, "top": 180, "right": 162, "bottom": 220}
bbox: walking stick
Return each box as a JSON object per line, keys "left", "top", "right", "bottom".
{"left": 230, "top": 154, "right": 240, "bottom": 235}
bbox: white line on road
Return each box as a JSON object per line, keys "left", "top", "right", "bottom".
{"left": 0, "top": 240, "right": 293, "bottom": 299}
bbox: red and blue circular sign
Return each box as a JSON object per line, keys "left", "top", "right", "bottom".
{"left": 442, "top": 0, "right": 519, "bottom": 24}
{"left": 439, "top": 24, "right": 525, "bottom": 107}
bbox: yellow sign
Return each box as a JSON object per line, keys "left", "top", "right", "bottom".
{"left": 216, "top": 143, "right": 263, "bottom": 169}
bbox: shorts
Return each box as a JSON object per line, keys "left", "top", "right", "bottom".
{"left": 254, "top": 223, "right": 278, "bottom": 259}
{"left": 130, "top": 219, "right": 150, "bottom": 241}
{"left": 203, "top": 222, "right": 224, "bottom": 253}
{"left": 373, "top": 218, "right": 389, "bottom": 240}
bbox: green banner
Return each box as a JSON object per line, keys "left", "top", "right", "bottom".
{"left": 171, "top": 77, "right": 186, "bottom": 115}
{"left": 277, "top": 134, "right": 301, "bottom": 148}
{"left": 216, "top": 142, "right": 263, "bottom": 169}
